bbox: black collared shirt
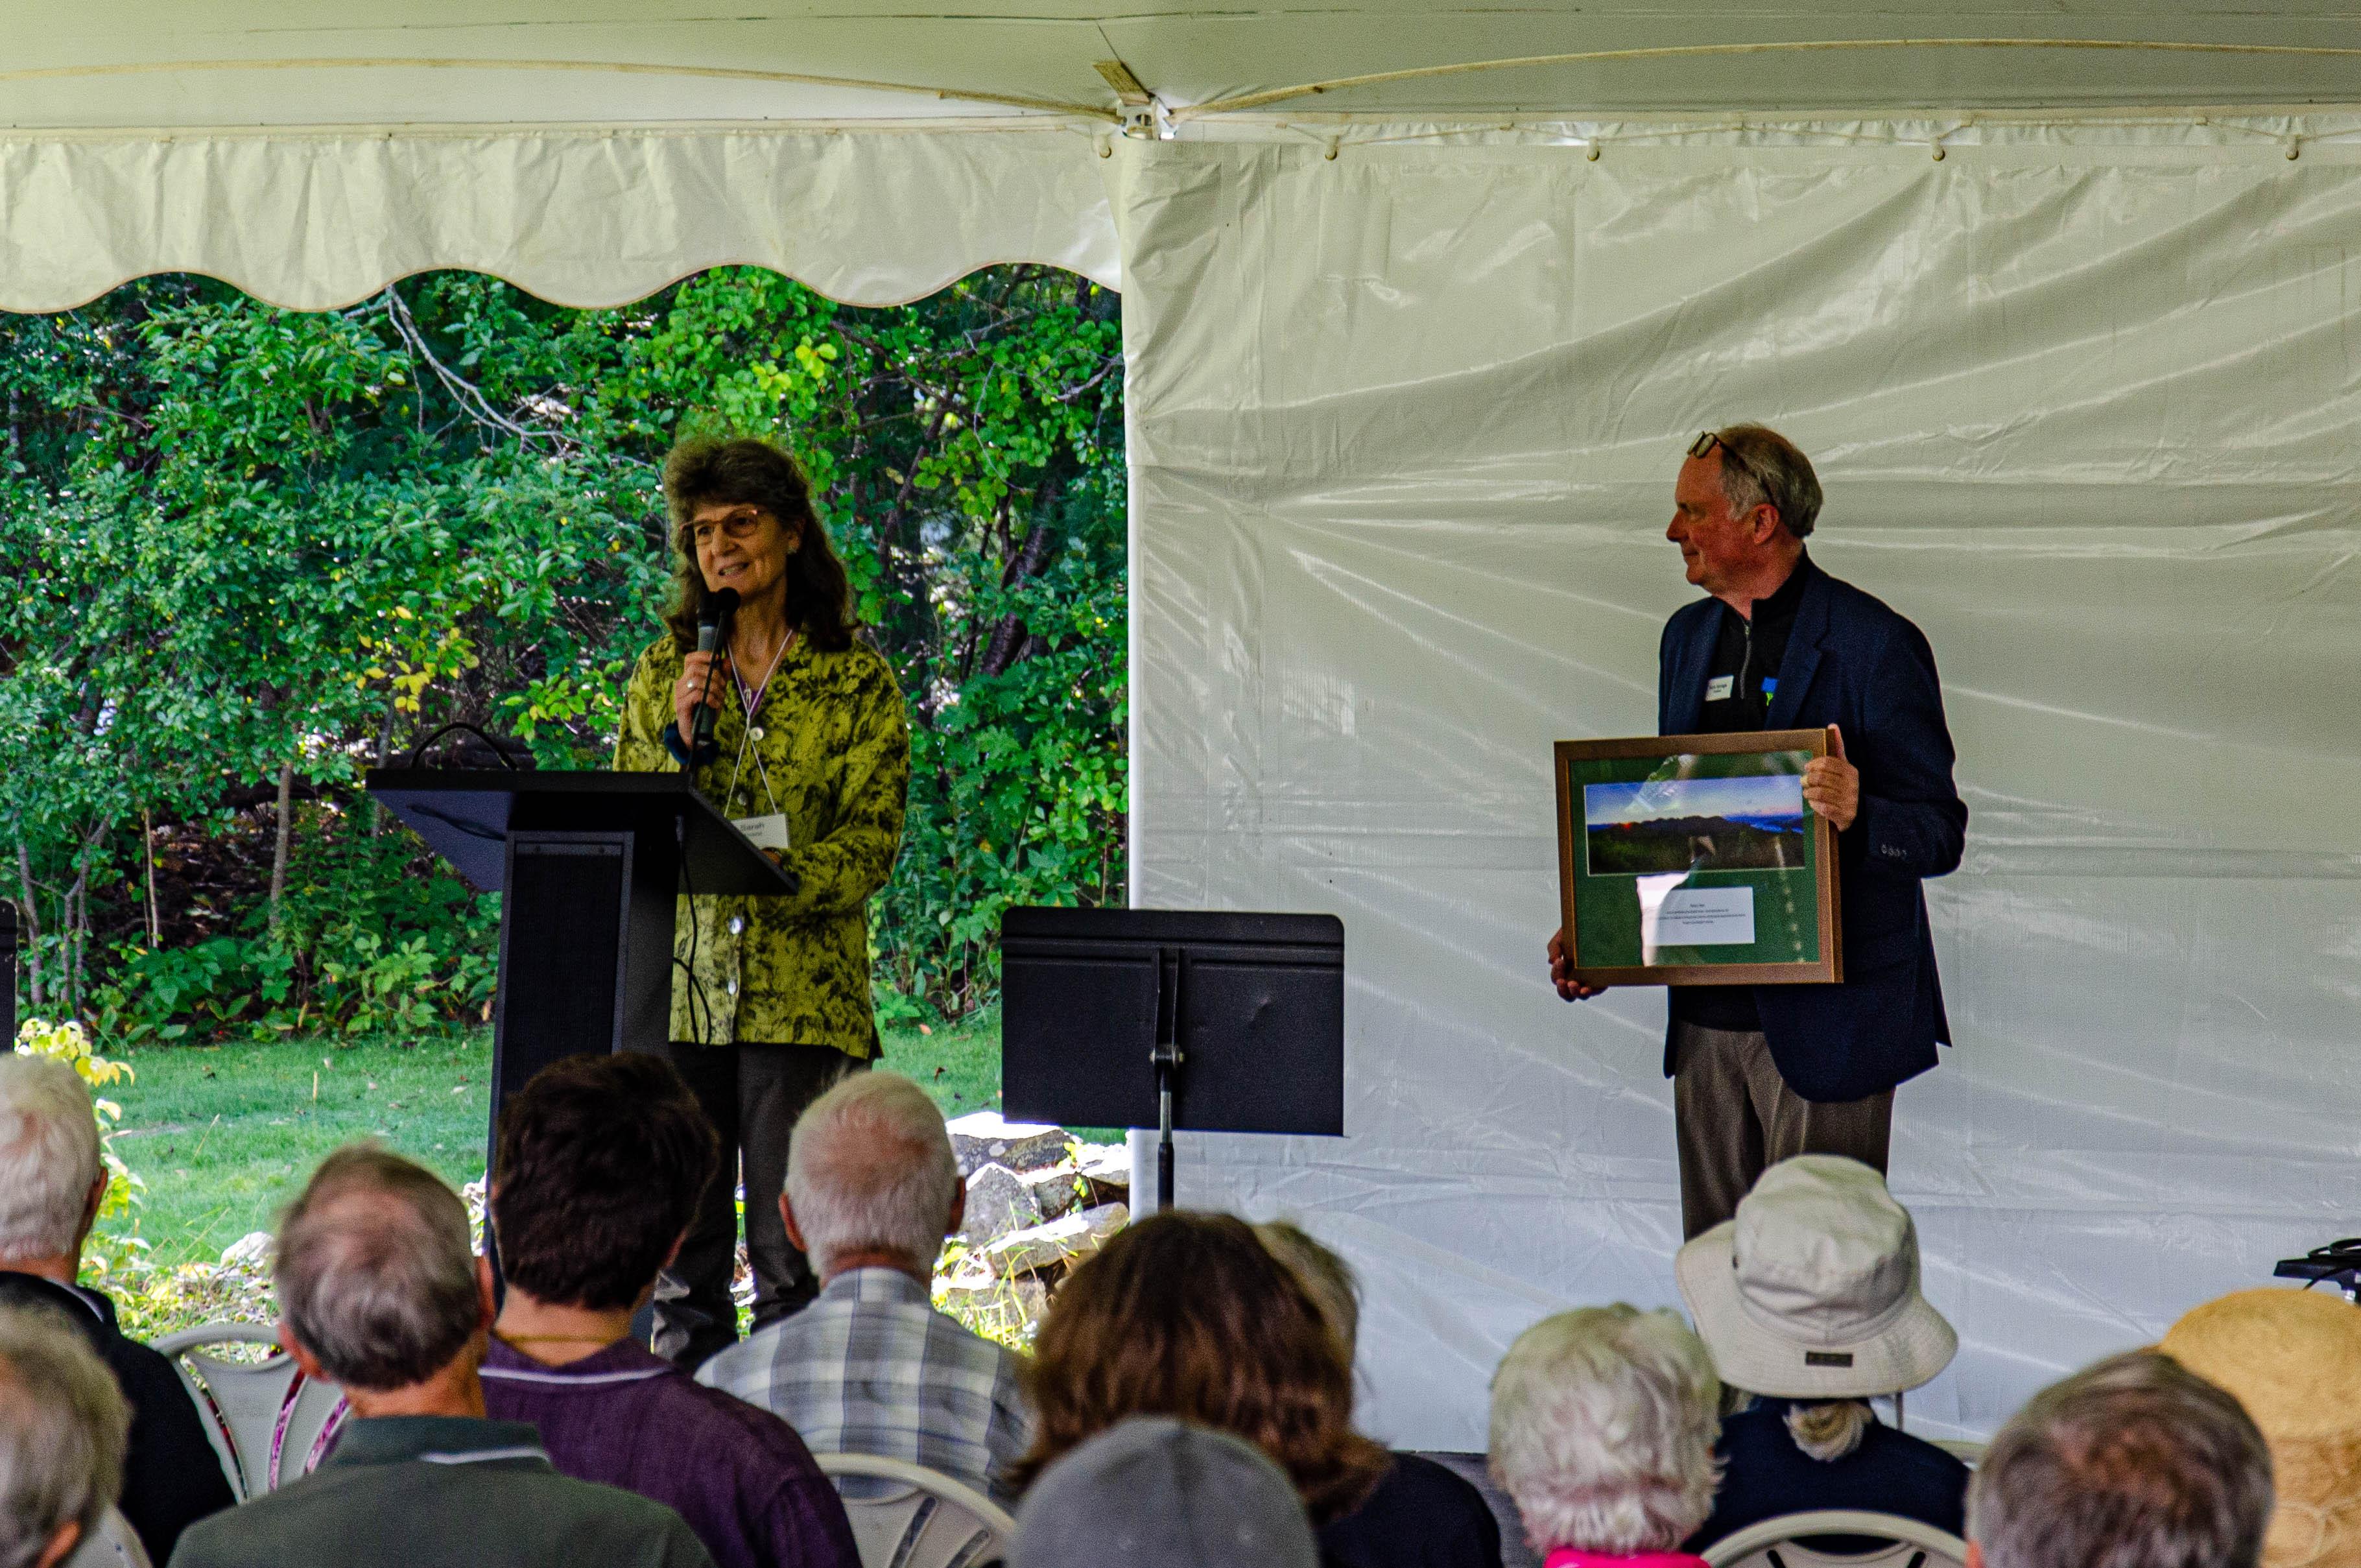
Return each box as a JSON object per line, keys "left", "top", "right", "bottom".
{"left": 1671, "top": 551, "right": 1816, "bottom": 1034}
{"left": 0, "top": 1270, "right": 233, "bottom": 1563}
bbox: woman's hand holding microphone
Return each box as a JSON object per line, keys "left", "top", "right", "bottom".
{"left": 673, "top": 651, "right": 733, "bottom": 744}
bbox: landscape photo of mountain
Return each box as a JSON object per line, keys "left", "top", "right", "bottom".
{"left": 1582, "top": 772, "right": 1809, "bottom": 876}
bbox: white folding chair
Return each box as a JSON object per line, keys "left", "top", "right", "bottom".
{"left": 152, "top": 1324, "right": 349, "bottom": 1501}
{"left": 1703, "top": 1510, "right": 1971, "bottom": 1568}
{"left": 815, "top": 1453, "right": 1016, "bottom": 1568}
{"left": 62, "top": 1507, "right": 151, "bottom": 1568}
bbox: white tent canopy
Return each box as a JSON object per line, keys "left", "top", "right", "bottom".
{"left": 13, "top": 3, "right": 2361, "bottom": 308}
{"left": 17, "top": 5, "right": 2361, "bottom": 1450}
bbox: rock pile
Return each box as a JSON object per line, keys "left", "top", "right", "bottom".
{"left": 939, "top": 1112, "right": 1130, "bottom": 1341}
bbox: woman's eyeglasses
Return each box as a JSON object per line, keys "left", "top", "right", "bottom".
{"left": 690, "top": 509, "right": 769, "bottom": 547}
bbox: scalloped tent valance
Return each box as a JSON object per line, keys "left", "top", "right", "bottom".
{"left": 0, "top": 126, "right": 1120, "bottom": 313}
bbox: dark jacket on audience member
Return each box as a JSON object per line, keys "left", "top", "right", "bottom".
{"left": 1319, "top": 1453, "right": 1503, "bottom": 1568}
{"left": 166, "top": 1415, "right": 716, "bottom": 1568}
{"left": 1684, "top": 1399, "right": 1968, "bottom": 1554}
{"left": 481, "top": 1335, "right": 861, "bottom": 1568}
{"left": 0, "top": 1270, "right": 234, "bottom": 1562}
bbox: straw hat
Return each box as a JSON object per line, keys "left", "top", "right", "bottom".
{"left": 1676, "top": 1154, "right": 1956, "bottom": 1399}
{"left": 2161, "top": 1288, "right": 2361, "bottom": 1568}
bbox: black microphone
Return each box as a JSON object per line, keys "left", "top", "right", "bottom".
{"left": 691, "top": 588, "right": 741, "bottom": 756}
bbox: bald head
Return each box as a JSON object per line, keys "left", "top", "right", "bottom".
{"left": 276, "top": 1145, "right": 483, "bottom": 1392}
{"left": 785, "top": 1073, "right": 961, "bottom": 1279}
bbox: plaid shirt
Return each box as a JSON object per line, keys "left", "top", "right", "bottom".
{"left": 696, "top": 1268, "right": 1034, "bottom": 1505}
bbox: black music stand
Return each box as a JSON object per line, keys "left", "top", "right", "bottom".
{"left": 365, "top": 769, "right": 796, "bottom": 1141}
{"left": 999, "top": 908, "right": 1346, "bottom": 1207}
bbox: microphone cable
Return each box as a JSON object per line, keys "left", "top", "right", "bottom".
{"left": 671, "top": 814, "right": 718, "bottom": 1046}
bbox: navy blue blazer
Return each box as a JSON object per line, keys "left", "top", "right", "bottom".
{"left": 1657, "top": 562, "right": 1966, "bottom": 1102}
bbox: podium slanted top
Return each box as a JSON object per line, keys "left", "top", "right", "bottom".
{"left": 365, "top": 768, "right": 798, "bottom": 897}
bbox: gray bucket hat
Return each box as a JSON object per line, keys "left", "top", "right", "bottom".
{"left": 1013, "top": 1417, "right": 1318, "bottom": 1568}
{"left": 1676, "top": 1154, "right": 1956, "bottom": 1399}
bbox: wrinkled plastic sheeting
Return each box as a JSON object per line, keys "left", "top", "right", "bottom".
{"left": 1111, "top": 131, "right": 2361, "bottom": 1449}
{"left": 0, "top": 125, "right": 1119, "bottom": 313}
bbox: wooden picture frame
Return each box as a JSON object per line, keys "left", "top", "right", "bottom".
{"left": 1554, "top": 729, "right": 1842, "bottom": 987}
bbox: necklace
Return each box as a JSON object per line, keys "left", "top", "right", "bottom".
{"left": 499, "top": 1331, "right": 617, "bottom": 1345}
{"left": 727, "top": 630, "right": 795, "bottom": 813}
{"left": 731, "top": 628, "right": 794, "bottom": 725}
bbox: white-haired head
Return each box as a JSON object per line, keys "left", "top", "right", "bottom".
{"left": 786, "top": 1072, "right": 960, "bottom": 1279}
{"left": 0, "top": 1305, "right": 129, "bottom": 1568}
{"left": 1489, "top": 1305, "right": 1723, "bottom": 1557}
{"left": 0, "top": 1056, "right": 103, "bottom": 1268}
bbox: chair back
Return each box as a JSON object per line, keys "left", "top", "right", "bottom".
{"left": 62, "top": 1506, "right": 151, "bottom": 1568}
{"left": 1703, "top": 1510, "right": 1971, "bottom": 1568}
{"left": 151, "top": 1324, "right": 350, "bottom": 1500}
{"left": 815, "top": 1452, "right": 1016, "bottom": 1568}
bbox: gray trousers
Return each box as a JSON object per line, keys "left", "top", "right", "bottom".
{"left": 644, "top": 1039, "right": 867, "bottom": 1370}
{"left": 1671, "top": 1019, "right": 1893, "bottom": 1240}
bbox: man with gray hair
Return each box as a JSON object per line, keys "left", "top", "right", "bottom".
{"left": 1967, "top": 1349, "right": 2271, "bottom": 1568}
{"left": 169, "top": 1145, "right": 715, "bottom": 1568}
{"left": 1548, "top": 423, "right": 1967, "bottom": 1237}
{"left": 0, "top": 1305, "right": 132, "bottom": 1568}
{"left": 0, "top": 1056, "right": 230, "bottom": 1562}
{"left": 697, "top": 1072, "right": 1032, "bottom": 1503}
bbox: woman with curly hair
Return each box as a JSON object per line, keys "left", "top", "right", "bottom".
{"left": 1015, "top": 1211, "right": 1392, "bottom": 1528}
{"left": 614, "top": 435, "right": 909, "bottom": 1369}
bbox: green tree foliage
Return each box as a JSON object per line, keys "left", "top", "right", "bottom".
{"left": 0, "top": 267, "right": 1124, "bottom": 1030}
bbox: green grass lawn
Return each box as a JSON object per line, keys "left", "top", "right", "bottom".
{"left": 102, "top": 1010, "right": 1006, "bottom": 1268}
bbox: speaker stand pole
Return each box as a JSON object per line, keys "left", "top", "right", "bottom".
{"left": 1152, "top": 1040, "right": 1183, "bottom": 1210}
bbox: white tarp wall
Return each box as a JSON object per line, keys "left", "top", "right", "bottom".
{"left": 1117, "top": 122, "right": 2361, "bottom": 1449}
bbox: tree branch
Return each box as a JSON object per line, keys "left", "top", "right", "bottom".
{"left": 383, "top": 285, "right": 554, "bottom": 449}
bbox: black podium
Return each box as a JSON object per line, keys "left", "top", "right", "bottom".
{"left": 366, "top": 769, "right": 796, "bottom": 1138}
{"left": 999, "top": 908, "right": 1346, "bottom": 1207}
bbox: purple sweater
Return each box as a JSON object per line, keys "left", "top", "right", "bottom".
{"left": 482, "top": 1336, "right": 859, "bottom": 1568}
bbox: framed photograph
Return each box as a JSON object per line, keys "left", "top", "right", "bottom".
{"left": 1553, "top": 729, "right": 1841, "bottom": 986}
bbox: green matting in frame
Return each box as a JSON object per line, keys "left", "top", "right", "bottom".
{"left": 1553, "top": 729, "right": 1842, "bottom": 986}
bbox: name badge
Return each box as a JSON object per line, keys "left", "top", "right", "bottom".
{"left": 1705, "top": 675, "right": 1737, "bottom": 702}
{"left": 734, "top": 813, "right": 790, "bottom": 852}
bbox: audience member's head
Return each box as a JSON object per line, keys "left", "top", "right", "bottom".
{"left": 276, "top": 1144, "right": 490, "bottom": 1397}
{"left": 1489, "top": 1305, "right": 1722, "bottom": 1559}
{"left": 1678, "top": 1154, "right": 1956, "bottom": 1463}
{"left": 0, "top": 1305, "right": 129, "bottom": 1568}
{"left": 783, "top": 1072, "right": 962, "bottom": 1283}
{"left": 1014, "top": 1417, "right": 1318, "bottom": 1568}
{"left": 491, "top": 1052, "right": 717, "bottom": 1311}
{"left": 2161, "top": 1289, "right": 2353, "bottom": 1568}
{"left": 0, "top": 1056, "right": 104, "bottom": 1277}
{"left": 1255, "top": 1219, "right": 1359, "bottom": 1359}
{"left": 1968, "top": 1349, "right": 2270, "bottom": 1568}
{"left": 1017, "top": 1210, "right": 1389, "bottom": 1522}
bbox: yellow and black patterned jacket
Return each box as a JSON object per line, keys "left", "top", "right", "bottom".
{"left": 614, "top": 630, "right": 910, "bottom": 1058}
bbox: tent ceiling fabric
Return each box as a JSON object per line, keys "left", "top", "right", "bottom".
{"left": 8, "top": 3, "right": 2361, "bottom": 307}
{"left": 8, "top": 3, "right": 2361, "bottom": 128}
